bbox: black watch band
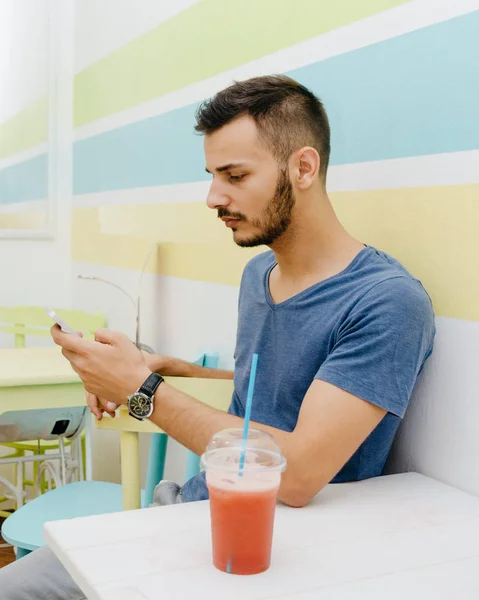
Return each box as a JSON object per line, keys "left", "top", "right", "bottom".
{"left": 139, "top": 373, "right": 164, "bottom": 397}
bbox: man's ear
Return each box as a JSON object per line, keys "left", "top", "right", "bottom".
{"left": 294, "top": 147, "right": 320, "bottom": 190}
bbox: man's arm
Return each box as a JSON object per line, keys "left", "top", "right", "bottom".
{"left": 149, "top": 378, "right": 385, "bottom": 507}
{"left": 53, "top": 326, "right": 385, "bottom": 508}
{"left": 146, "top": 354, "right": 234, "bottom": 380}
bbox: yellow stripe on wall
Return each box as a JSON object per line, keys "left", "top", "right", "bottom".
{"left": 72, "top": 206, "right": 261, "bottom": 285}
{"left": 97, "top": 202, "right": 227, "bottom": 243}
{"left": 332, "top": 184, "right": 479, "bottom": 322}
{"left": 72, "top": 183, "right": 479, "bottom": 322}
{"left": 0, "top": 210, "right": 46, "bottom": 229}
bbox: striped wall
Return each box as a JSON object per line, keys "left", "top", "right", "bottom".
{"left": 67, "top": 1, "right": 479, "bottom": 349}
{"left": 1, "top": 0, "right": 478, "bottom": 485}
{"left": 0, "top": 0, "right": 50, "bottom": 231}
{"left": 68, "top": 0, "right": 479, "bottom": 486}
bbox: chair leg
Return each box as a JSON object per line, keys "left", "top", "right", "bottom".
{"left": 77, "top": 437, "right": 84, "bottom": 482}
{"left": 21, "top": 454, "right": 26, "bottom": 499}
{"left": 0, "top": 475, "right": 22, "bottom": 516}
{"left": 15, "top": 547, "right": 32, "bottom": 560}
{"left": 0, "top": 451, "right": 25, "bottom": 510}
{"left": 15, "top": 453, "right": 24, "bottom": 509}
{"left": 185, "top": 451, "right": 201, "bottom": 481}
{"left": 32, "top": 449, "right": 49, "bottom": 494}
{"left": 32, "top": 456, "right": 40, "bottom": 493}
{"left": 0, "top": 449, "right": 22, "bottom": 507}
{"left": 81, "top": 434, "right": 86, "bottom": 480}
{"left": 14, "top": 449, "right": 27, "bottom": 508}
{"left": 143, "top": 433, "right": 168, "bottom": 508}
{"left": 70, "top": 436, "right": 83, "bottom": 483}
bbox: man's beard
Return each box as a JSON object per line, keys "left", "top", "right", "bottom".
{"left": 218, "top": 170, "right": 295, "bottom": 248}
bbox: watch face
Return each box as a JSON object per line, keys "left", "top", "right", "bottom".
{"left": 128, "top": 392, "right": 152, "bottom": 419}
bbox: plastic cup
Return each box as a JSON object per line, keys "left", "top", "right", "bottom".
{"left": 201, "top": 428, "right": 286, "bottom": 575}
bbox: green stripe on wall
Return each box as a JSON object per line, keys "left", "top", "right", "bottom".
{"left": 74, "top": 0, "right": 409, "bottom": 127}
{"left": 0, "top": 97, "right": 47, "bottom": 159}
{"left": 72, "top": 184, "right": 479, "bottom": 322}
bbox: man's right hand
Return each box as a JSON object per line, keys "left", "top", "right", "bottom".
{"left": 145, "top": 353, "right": 234, "bottom": 380}
{"left": 86, "top": 391, "right": 118, "bottom": 420}
{"left": 144, "top": 353, "right": 173, "bottom": 375}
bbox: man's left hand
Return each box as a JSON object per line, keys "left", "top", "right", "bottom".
{"left": 51, "top": 325, "right": 152, "bottom": 405}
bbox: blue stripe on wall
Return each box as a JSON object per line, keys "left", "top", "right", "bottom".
{"left": 74, "top": 10, "right": 479, "bottom": 195}
{"left": 74, "top": 104, "right": 203, "bottom": 195}
{"left": 292, "top": 9, "right": 479, "bottom": 165}
{"left": 0, "top": 154, "right": 48, "bottom": 205}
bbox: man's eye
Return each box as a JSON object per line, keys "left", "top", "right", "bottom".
{"left": 229, "top": 174, "right": 245, "bottom": 182}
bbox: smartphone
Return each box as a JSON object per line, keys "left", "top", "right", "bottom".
{"left": 44, "top": 307, "right": 81, "bottom": 337}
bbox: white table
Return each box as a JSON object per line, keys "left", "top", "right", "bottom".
{"left": 44, "top": 473, "right": 479, "bottom": 600}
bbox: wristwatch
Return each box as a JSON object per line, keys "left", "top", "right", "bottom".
{"left": 127, "top": 373, "right": 164, "bottom": 421}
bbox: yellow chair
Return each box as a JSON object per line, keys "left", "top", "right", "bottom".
{"left": 0, "top": 306, "right": 106, "bottom": 517}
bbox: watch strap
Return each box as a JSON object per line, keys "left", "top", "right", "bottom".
{"left": 138, "top": 372, "right": 164, "bottom": 398}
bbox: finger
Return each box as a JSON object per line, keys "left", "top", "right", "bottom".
{"left": 65, "top": 357, "right": 83, "bottom": 380}
{"left": 86, "top": 392, "right": 103, "bottom": 421}
{"left": 98, "top": 398, "right": 118, "bottom": 418}
{"left": 91, "top": 407, "right": 103, "bottom": 420}
{"left": 62, "top": 348, "right": 78, "bottom": 362}
{"left": 61, "top": 350, "right": 86, "bottom": 378}
{"left": 87, "top": 391, "right": 117, "bottom": 419}
{"left": 105, "top": 401, "right": 119, "bottom": 415}
{"left": 51, "top": 324, "right": 93, "bottom": 353}
{"left": 94, "top": 328, "right": 127, "bottom": 346}
{"left": 86, "top": 391, "right": 102, "bottom": 419}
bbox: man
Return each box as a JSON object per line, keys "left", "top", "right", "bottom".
{"left": 0, "top": 75, "right": 435, "bottom": 598}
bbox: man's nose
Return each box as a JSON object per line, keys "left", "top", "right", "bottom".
{"left": 206, "top": 180, "right": 231, "bottom": 210}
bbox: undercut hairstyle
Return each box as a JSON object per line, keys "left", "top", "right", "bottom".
{"left": 195, "top": 75, "right": 331, "bottom": 179}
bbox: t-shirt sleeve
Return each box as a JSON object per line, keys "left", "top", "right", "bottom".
{"left": 316, "top": 276, "right": 435, "bottom": 417}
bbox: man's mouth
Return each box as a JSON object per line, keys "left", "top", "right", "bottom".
{"left": 221, "top": 216, "right": 241, "bottom": 227}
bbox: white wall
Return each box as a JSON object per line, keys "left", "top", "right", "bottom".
{"left": 388, "top": 317, "right": 479, "bottom": 497}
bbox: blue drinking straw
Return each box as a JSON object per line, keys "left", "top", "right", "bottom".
{"left": 239, "top": 353, "right": 259, "bottom": 476}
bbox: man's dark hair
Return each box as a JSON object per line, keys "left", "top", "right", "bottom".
{"left": 195, "top": 75, "right": 331, "bottom": 180}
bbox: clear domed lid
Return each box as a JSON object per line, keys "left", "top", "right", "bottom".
{"left": 202, "top": 428, "right": 286, "bottom": 473}
{"left": 205, "top": 428, "right": 280, "bottom": 453}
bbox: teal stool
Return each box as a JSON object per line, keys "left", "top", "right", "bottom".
{"left": 1, "top": 427, "right": 164, "bottom": 559}
{"left": 3, "top": 481, "right": 139, "bottom": 559}
{"left": 1, "top": 352, "right": 218, "bottom": 559}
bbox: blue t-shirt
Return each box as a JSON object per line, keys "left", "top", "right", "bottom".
{"left": 182, "top": 246, "right": 435, "bottom": 502}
